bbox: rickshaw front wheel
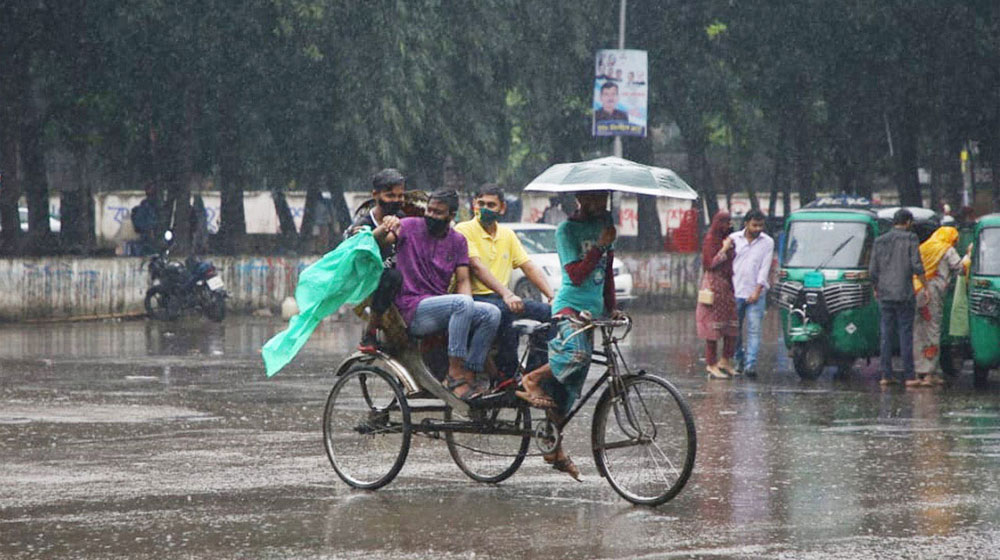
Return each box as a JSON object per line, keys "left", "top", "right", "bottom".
{"left": 323, "top": 365, "right": 411, "bottom": 490}
{"left": 592, "top": 374, "right": 696, "bottom": 506}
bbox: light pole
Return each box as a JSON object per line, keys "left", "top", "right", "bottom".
{"left": 613, "top": 0, "right": 626, "bottom": 158}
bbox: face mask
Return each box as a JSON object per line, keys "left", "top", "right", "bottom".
{"left": 377, "top": 199, "right": 402, "bottom": 216}
{"left": 477, "top": 207, "right": 500, "bottom": 225}
{"left": 425, "top": 216, "right": 450, "bottom": 236}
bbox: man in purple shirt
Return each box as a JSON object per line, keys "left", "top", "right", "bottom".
{"left": 729, "top": 209, "right": 774, "bottom": 378}
{"left": 379, "top": 189, "right": 500, "bottom": 401}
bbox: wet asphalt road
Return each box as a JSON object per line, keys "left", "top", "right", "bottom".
{"left": 1, "top": 310, "right": 998, "bottom": 559}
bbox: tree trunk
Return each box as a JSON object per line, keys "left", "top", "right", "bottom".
{"left": 894, "top": 105, "right": 923, "bottom": 208}
{"left": 683, "top": 133, "right": 717, "bottom": 220}
{"left": 0, "top": 67, "right": 24, "bottom": 253}
{"left": 768, "top": 128, "right": 784, "bottom": 218}
{"left": 169, "top": 85, "right": 196, "bottom": 255}
{"left": 791, "top": 113, "right": 815, "bottom": 206}
{"left": 624, "top": 136, "right": 662, "bottom": 251}
{"left": 299, "top": 186, "right": 321, "bottom": 252}
{"left": 272, "top": 189, "right": 298, "bottom": 251}
{"left": 21, "top": 87, "right": 53, "bottom": 255}
{"left": 216, "top": 86, "right": 245, "bottom": 254}
{"left": 992, "top": 136, "right": 1000, "bottom": 213}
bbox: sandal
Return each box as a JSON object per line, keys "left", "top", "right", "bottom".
{"left": 443, "top": 375, "right": 484, "bottom": 402}
{"left": 514, "top": 389, "right": 557, "bottom": 409}
{"left": 545, "top": 454, "right": 581, "bottom": 482}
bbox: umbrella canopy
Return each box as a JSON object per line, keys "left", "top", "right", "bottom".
{"left": 523, "top": 156, "right": 698, "bottom": 200}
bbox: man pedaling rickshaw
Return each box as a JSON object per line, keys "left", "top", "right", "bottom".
{"left": 375, "top": 189, "right": 501, "bottom": 401}
{"left": 515, "top": 190, "right": 624, "bottom": 480}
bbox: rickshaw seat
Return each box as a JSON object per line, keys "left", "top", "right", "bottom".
{"left": 511, "top": 318, "right": 551, "bottom": 336}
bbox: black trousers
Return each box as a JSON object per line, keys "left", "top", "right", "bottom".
{"left": 371, "top": 268, "right": 403, "bottom": 315}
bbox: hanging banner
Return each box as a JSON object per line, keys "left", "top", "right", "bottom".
{"left": 592, "top": 49, "right": 647, "bottom": 138}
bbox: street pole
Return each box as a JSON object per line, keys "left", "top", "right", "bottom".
{"left": 613, "top": 0, "right": 626, "bottom": 158}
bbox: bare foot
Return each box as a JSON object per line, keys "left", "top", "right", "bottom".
{"left": 516, "top": 365, "right": 556, "bottom": 408}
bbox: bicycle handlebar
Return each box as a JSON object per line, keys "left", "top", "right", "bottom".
{"left": 566, "top": 312, "right": 632, "bottom": 329}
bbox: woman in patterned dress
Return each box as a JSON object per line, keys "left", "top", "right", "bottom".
{"left": 696, "top": 211, "right": 740, "bottom": 379}
{"left": 913, "top": 226, "right": 970, "bottom": 386}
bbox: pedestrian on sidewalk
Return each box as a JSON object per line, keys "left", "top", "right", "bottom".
{"left": 729, "top": 209, "right": 774, "bottom": 378}
{"left": 870, "top": 208, "right": 926, "bottom": 387}
{"left": 697, "top": 210, "right": 739, "bottom": 379}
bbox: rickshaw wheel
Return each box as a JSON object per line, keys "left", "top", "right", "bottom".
{"left": 445, "top": 402, "right": 531, "bottom": 484}
{"left": 792, "top": 341, "right": 826, "bottom": 381}
{"left": 323, "top": 365, "right": 411, "bottom": 490}
{"left": 939, "top": 345, "right": 964, "bottom": 378}
{"left": 592, "top": 374, "right": 696, "bottom": 506}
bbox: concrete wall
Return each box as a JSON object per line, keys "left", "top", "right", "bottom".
{"left": 0, "top": 252, "right": 701, "bottom": 321}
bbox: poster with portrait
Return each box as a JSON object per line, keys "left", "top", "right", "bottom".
{"left": 592, "top": 49, "right": 647, "bottom": 137}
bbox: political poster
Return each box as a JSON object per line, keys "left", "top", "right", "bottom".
{"left": 592, "top": 49, "right": 647, "bottom": 137}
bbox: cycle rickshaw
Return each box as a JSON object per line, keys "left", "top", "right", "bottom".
{"left": 322, "top": 312, "right": 697, "bottom": 506}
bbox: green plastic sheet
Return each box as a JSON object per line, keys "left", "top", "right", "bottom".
{"left": 262, "top": 228, "right": 383, "bottom": 377}
{"left": 949, "top": 274, "right": 970, "bottom": 338}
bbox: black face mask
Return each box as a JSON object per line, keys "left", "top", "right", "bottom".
{"left": 377, "top": 199, "right": 402, "bottom": 216}
{"left": 425, "top": 216, "right": 450, "bottom": 236}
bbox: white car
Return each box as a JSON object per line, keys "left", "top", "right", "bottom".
{"left": 507, "top": 222, "right": 635, "bottom": 306}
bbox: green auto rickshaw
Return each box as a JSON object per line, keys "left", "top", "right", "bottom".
{"left": 969, "top": 213, "right": 1000, "bottom": 386}
{"left": 774, "top": 208, "right": 880, "bottom": 379}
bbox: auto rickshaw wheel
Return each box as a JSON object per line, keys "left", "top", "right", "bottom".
{"left": 939, "top": 345, "right": 965, "bottom": 377}
{"left": 832, "top": 357, "right": 854, "bottom": 380}
{"left": 792, "top": 341, "right": 826, "bottom": 381}
{"left": 973, "top": 364, "right": 990, "bottom": 388}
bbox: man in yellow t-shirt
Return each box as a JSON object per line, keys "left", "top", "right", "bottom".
{"left": 455, "top": 185, "right": 554, "bottom": 379}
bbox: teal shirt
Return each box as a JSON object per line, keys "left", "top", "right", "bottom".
{"left": 551, "top": 219, "right": 611, "bottom": 317}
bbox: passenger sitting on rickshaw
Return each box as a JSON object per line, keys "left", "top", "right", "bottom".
{"left": 345, "top": 168, "right": 407, "bottom": 353}
{"left": 382, "top": 189, "right": 502, "bottom": 401}
{"left": 455, "top": 184, "right": 555, "bottom": 381}
{"left": 517, "top": 191, "right": 623, "bottom": 480}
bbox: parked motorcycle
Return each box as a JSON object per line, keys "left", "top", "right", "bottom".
{"left": 144, "top": 231, "right": 227, "bottom": 322}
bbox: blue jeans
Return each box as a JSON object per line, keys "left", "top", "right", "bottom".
{"left": 879, "top": 300, "right": 916, "bottom": 381}
{"left": 409, "top": 295, "right": 500, "bottom": 373}
{"left": 474, "top": 294, "right": 552, "bottom": 376}
{"left": 735, "top": 293, "right": 767, "bottom": 371}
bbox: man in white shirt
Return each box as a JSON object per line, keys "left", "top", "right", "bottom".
{"left": 729, "top": 209, "right": 774, "bottom": 378}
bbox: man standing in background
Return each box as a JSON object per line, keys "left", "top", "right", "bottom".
{"left": 729, "top": 209, "right": 774, "bottom": 378}
{"left": 870, "top": 208, "right": 926, "bottom": 387}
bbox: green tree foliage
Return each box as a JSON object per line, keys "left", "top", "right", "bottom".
{"left": 1, "top": 1, "right": 999, "bottom": 256}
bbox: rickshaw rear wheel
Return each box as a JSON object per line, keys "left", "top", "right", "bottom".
{"left": 445, "top": 403, "right": 531, "bottom": 484}
{"left": 592, "top": 374, "right": 696, "bottom": 506}
{"left": 792, "top": 341, "right": 826, "bottom": 381}
{"left": 939, "top": 345, "right": 965, "bottom": 377}
{"left": 323, "top": 365, "right": 411, "bottom": 490}
{"left": 973, "top": 364, "right": 990, "bottom": 388}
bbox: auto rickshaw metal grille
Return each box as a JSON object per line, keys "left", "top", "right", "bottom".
{"left": 970, "top": 289, "right": 1000, "bottom": 318}
{"left": 774, "top": 281, "right": 803, "bottom": 311}
{"left": 821, "top": 282, "right": 869, "bottom": 314}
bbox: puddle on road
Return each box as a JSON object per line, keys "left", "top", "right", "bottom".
{"left": 0, "top": 403, "right": 218, "bottom": 424}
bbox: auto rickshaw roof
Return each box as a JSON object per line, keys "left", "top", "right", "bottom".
{"left": 975, "top": 213, "right": 1000, "bottom": 232}
{"left": 787, "top": 208, "right": 877, "bottom": 223}
{"left": 874, "top": 206, "right": 939, "bottom": 222}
